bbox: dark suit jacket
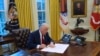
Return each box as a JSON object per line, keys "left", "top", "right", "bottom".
{"left": 26, "top": 30, "right": 53, "bottom": 50}
{"left": 74, "top": 8, "right": 84, "bottom": 15}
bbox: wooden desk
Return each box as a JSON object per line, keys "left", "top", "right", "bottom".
{"left": 0, "top": 37, "right": 15, "bottom": 45}
{"left": 0, "top": 35, "right": 15, "bottom": 55}
{"left": 10, "top": 42, "right": 100, "bottom": 56}
{"left": 0, "top": 33, "right": 15, "bottom": 45}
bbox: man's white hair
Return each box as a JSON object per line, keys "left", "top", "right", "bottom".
{"left": 40, "top": 23, "right": 49, "bottom": 28}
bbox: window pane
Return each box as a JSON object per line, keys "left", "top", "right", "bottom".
{"left": 42, "top": 2, "right": 45, "bottom": 10}
{"left": 38, "top": 11, "right": 45, "bottom": 20}
{"left": 42, "top": 0, "right": 45, "bottom": 2}
{"left": 0, "top": 12, "right": 6, "bottom": 35}
{"left": 37, "top": 0, "right": 42, "bottom": 2}
{"left": 39, "top": 21, "right": 42, "bottom": 25}
{"left": 37, "top": 2, "right": 41, "bottom": 10}
{"left": 0, "top": 0, "right": 7, "bottom": 35}
{"left": 37, "top": 0, "right": 45, "bottom": 10}
{"left": 0, "top": 0, "right": 4, "bottom": 10}
{"left": 43, "top": 12, "right": 45, "bottom": 20}
{"left": 38, "top": 21, "right": 42, "bottom": 27}
{"left": 0, "top": 23, "right": 7, "bottom": 35}
{"left": 38, "top": 20, "right": 45, "bottom": 27}
{"left": 0, "top": 12, "right": 6, "bottom": 22}
{"left": 38, "top": 12, "right": 42, "bottom": 20}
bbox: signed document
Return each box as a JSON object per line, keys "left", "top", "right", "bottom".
{"left": 41, "top": 43, "right": 69, "bottom": 54}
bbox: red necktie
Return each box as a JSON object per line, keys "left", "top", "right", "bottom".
{"left": 42, "top": 35, "right": 45, "bottom": 44}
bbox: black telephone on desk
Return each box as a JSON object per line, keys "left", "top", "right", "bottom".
{"left": 74, "top": 36, "right": 86, "bottom": 46}
{"left": 61, "top": 34, "right": 86, "bottom": 46}
{"left": 61, "top": 34, "right": 72, "bottom": 43}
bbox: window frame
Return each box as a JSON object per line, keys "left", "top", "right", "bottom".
{"left": 36, "top": 0, "right": 46, "bottom": 27}
{"left": 0, "top": 0, "right": 8, "bottom": 35}
{"left": 31, "top": 0, "right": 50, "bottom": 30}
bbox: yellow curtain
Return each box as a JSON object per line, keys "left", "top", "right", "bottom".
{"left": 50, "top": 0, "right": 61, "bottom": 41}
{"left": 15, "top": 0, "right": 34, "bottom": 31}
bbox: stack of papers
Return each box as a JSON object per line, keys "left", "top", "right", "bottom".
{"left": 41, "top": 43, "right": 69, "bottom": 54}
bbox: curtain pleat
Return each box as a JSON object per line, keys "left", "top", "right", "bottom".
{"left": 50, "top": 0, "right": 61, "bottom": 41}
{"left": 15, "top": 0, "right": 34, "bottom": 31}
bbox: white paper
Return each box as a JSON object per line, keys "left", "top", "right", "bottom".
{"left": 41, "top": 43, "right": 69, "bottom": 54}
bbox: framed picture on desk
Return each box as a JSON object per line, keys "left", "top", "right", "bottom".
{"left": 71, "top": 0, "right": 87, "bottom": 18}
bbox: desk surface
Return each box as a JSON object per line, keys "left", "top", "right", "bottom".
{"left": 11, "top": 42, "right": 100, "bottom": 56}
{"left": 0, "top": 37, "right": 15, "bottom": 45}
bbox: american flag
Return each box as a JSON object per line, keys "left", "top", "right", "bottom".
{"left": 59, "top": 0, "right": 68, "bottom": 30}
{"left": 90, "top": 0, "right": 100, "bottom": 30}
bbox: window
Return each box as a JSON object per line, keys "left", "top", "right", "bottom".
{"left": 0, "top": 0, "right": 8, "bottom": 36}
{"left": 36, "top": 0, "right": 46, "bottom": 27}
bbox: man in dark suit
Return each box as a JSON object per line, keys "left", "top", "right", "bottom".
{"left": 27, "top": 23, "right": 55, "bottom": 50}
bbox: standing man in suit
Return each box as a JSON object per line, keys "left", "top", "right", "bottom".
{"left": 27, "top": 23, "right": 55, "bottom": 49}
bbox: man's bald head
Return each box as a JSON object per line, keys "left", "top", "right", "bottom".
{"left": 40, "top": 23, "right": 49, "bottom": 35}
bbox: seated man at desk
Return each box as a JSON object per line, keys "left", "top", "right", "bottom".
{"left": 27, "top": 23, "right": 55, "bottom": 49}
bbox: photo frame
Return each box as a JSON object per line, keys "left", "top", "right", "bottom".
{"left": 71, "top": 0, "right": 87, "bottom": 18}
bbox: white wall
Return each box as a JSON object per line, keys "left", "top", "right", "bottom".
{"left": 65, "top": 0, "right": 98, "bottom": 41}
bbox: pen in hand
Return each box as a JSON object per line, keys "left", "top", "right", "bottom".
{"left": 48, "top": 42, "right": 55, "bottom": 48}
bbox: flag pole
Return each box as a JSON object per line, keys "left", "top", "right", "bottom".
{"left": 94, "top": 30, "right": 96, "bottom": 41}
